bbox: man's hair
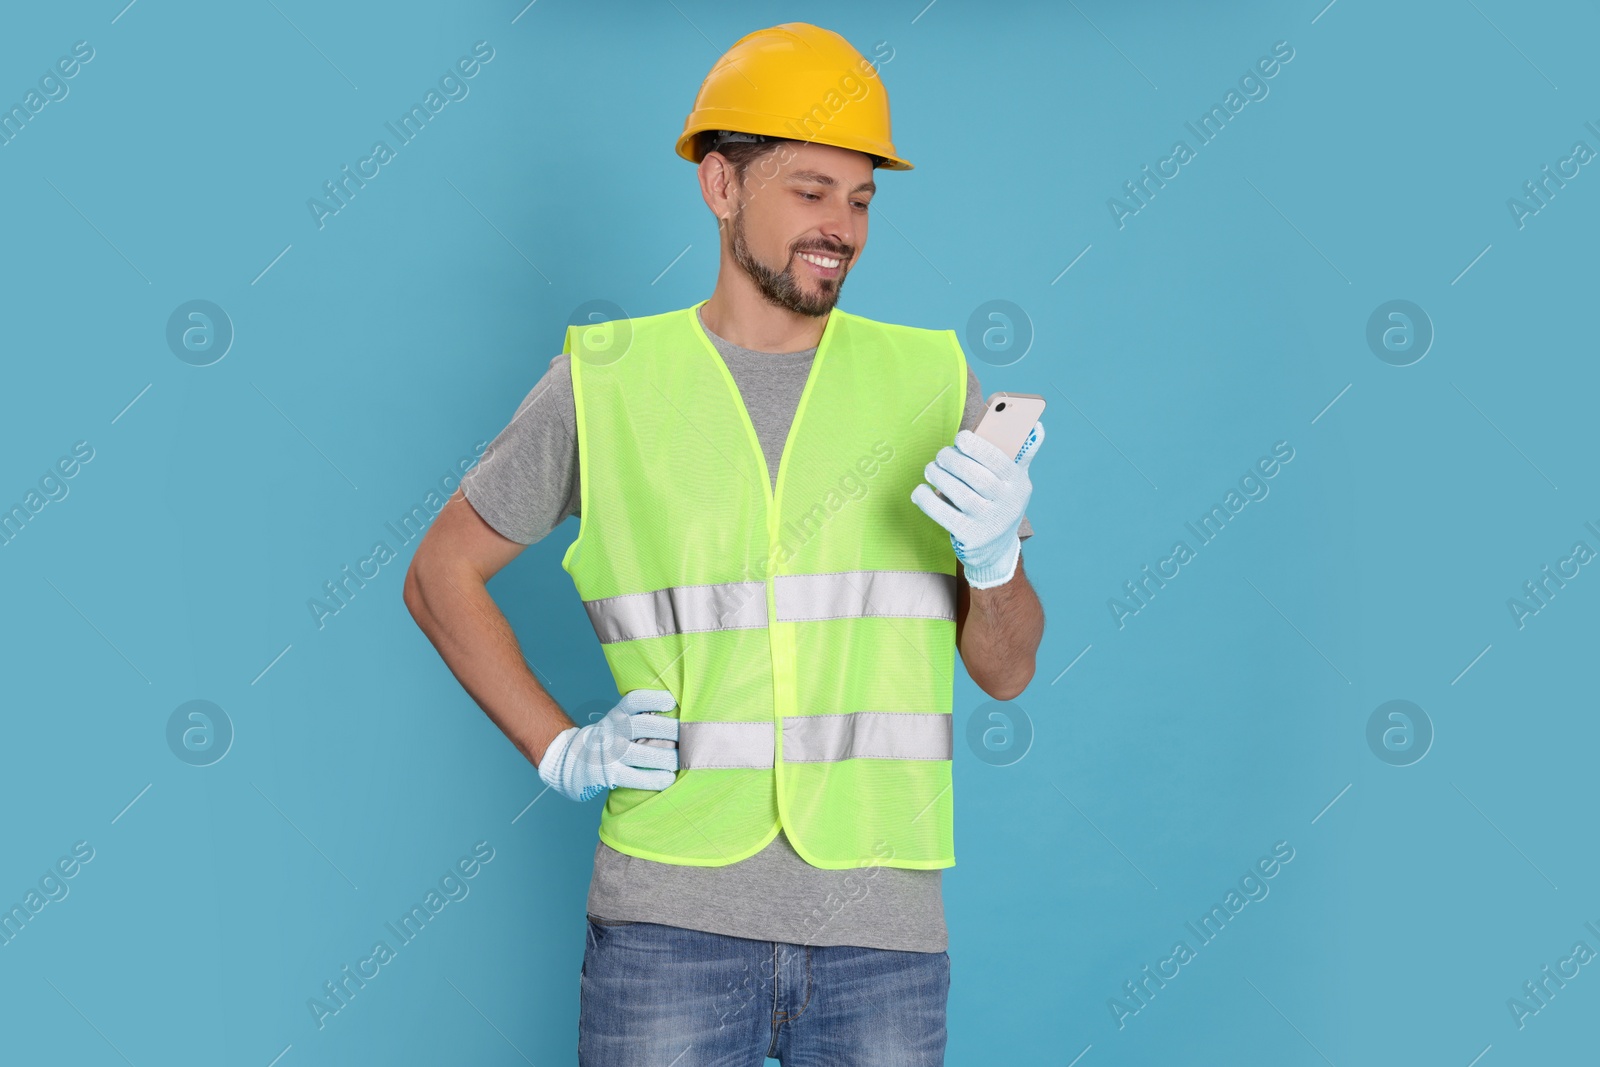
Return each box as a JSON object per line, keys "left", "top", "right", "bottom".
{"left": 696, "top": 131, "right": 794, "bottom": 185}
{"left": 695, "top": 130, "right": 884, "bottom": 186}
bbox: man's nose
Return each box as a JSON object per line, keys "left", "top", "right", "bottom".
{"left": 818, "top": 210, "right": 859, "bottom": 254}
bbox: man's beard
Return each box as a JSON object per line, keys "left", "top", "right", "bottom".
{"left": 728, "top": 207, "right": 848, "bottom": 318}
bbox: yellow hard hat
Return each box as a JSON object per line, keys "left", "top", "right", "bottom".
{"left": 676, "top": 22, "right": 913, "bottom": 171}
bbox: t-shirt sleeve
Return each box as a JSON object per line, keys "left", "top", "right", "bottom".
{"left": 960, "top": 363, "right": 1034, "bottom": 542}
{"left": 460, "top": 354, "right": 581, "bottom": 546}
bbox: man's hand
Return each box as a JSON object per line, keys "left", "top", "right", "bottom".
{"left": 911, "top": 421, "right": 1044, "bottom": 589}
{"left": 537, "top": 688, "right": 680, "bottom": 802}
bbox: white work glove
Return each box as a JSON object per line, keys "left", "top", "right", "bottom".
{"left": 910, "top": 421, "right": 1044, "bottom": 589}
{"left": 537, "top": 688, "right": 680, "bottom": 802}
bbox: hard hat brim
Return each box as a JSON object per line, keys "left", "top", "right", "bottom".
{"left": 676, "top": 114, "right": 914, "bottom": 172}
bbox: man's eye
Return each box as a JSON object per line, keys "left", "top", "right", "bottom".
{"left": 799, "top": 191, "right": 821, "bottom": 201}
{"left": 853, "top": 201, "right": 870, "bottom": 211}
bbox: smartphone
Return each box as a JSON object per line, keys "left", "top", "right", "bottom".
{"left": 931, "top": 391, "right": 1046, "bottom": 504}
{"left": 974, "top": 392, "right": 1047, "bottom": 461}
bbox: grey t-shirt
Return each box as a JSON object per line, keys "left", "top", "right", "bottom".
{"left": 462, "top": 306, "right": 1032, "bottom": 953}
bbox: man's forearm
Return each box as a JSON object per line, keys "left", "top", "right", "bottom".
{"left": 959, "top": 551, "right": 1044, "bottom": 700}
{"left": 402, "top": 561, "right": 575, "bottom": 767}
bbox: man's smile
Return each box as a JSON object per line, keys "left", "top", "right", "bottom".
{"left": 796, "top": 249, "right": 846, "bottom": 277}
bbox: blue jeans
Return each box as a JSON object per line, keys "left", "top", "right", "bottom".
{"left": 578, "top": 916, "right": 951, "bottom": 1066}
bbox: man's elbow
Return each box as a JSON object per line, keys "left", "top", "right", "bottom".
{"left": 402, "top": 555, "right": 431, "bottom": 621}
{"left": 983, "top": 676, "right": 1033, "bottom": 702}
{"left": 972, "top": 659, "right": 1036, "bottom": 702}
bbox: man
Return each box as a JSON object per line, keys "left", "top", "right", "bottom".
{"left": 403, "top": 22, "right": 1046, "bottom": 1066}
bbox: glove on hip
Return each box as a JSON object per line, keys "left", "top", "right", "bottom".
{"left": 537, "top": 688, "right": 679, "bottom": 802}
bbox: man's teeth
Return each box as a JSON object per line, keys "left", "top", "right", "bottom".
{"left": 799, "top": 252, "right": 842, "bottom": 269}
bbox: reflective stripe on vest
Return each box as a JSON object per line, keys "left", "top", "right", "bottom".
{"left": 680, "top": 712, "right": 954, "bottom": 769}
{"left": 583, "top": 570, "right": 957, "bottom": 644}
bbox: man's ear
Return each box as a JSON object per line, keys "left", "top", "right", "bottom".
{"left": 698, "top": 152, "right": 737, "bottom": 222}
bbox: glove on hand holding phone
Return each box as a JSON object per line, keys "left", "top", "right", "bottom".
{"left": 911, "top": 419, "right": 1044, "bottom": 589}
{"left": 537, "top": 688, "right": 680, "bottom": 802}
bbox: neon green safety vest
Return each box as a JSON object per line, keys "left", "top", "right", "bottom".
{"left": 560, "top": 299, "right": 966, "bottom": 870}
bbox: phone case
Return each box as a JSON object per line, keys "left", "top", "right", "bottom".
{"left": 974, "top": 392, "right": 1046, "bottom": 461}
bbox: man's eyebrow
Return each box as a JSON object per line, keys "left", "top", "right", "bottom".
{"left": 785, "top": 169, "right": 877, "bottom": 195}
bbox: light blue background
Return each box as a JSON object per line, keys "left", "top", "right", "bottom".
{"left": 2, "top": 1, "right": 1596, "bottom": 1064}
